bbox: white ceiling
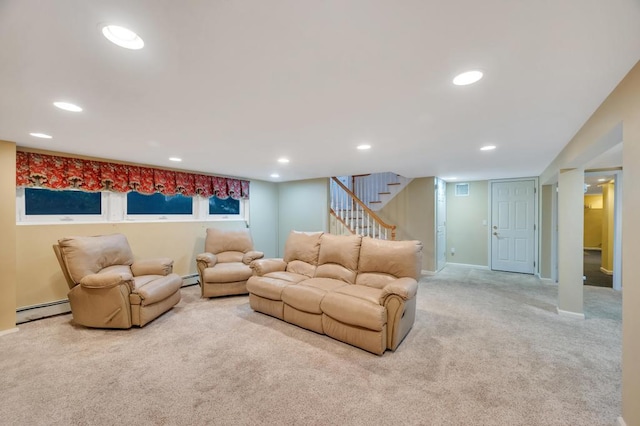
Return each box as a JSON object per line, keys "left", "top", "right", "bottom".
{"left": 1, "top": 0, "right": 639, "bottom": 183}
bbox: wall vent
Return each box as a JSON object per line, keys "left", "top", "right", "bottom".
{"left": 455, "top": 183, "right": 470, "bottom": 196}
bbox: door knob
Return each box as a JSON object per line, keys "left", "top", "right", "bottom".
{"left": 493, "top": 232, "right": 499, "bottom": 236}
{"left": 492, "top": 225, "right": 497, "bottom": 230}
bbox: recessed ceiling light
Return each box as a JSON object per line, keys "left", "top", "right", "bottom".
{"left": 30, "top": 132, "right": 52, "bottom": 139}
{"left": 597, "top": 178, "right": 606, "bottom": 182}
{"left": 480, "top": 145, "right": 496, "bottom": 151}
{"left": 270, "top": 173, "right": 280, "bottom": 178}
{"left": 443, "top": 177, "right": 457, "bottom": 181}
{"left": 277, "top": 158, "right": 290, "bottom": 163}
{"left": 169, "top": 157, "right": 182, "bottom": 162}
{"left": 53, "top": 101, "right": 82, "bottom": 112}
{"left": 357, "top": 144, "right": 371, "bottom": 150}
{"left": 453, "top": 70, "right": 483, "bottom": 86}
{"left": 102, "top": 25, "right": 144, "bottom": 50}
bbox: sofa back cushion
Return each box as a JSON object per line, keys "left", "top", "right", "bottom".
{"left": 283, "top": 231, "right": 323, "bottom": 278}
{"left": 315, "top": 234, "right": 362, "bottom": 283}
{"left": 205, "top": 228, "right": 253, "bottom": 255}
{"left": 356, "top": 237, "right": 423, "bottom": 289}
{"left": 58, "top": 233, "right": 135, "bottom": 284}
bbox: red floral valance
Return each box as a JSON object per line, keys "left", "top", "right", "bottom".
{"left": 16, "top": 152, "right": 249, "bottom": 199}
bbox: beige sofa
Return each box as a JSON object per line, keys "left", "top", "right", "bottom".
{"left": 54, "top": 233, "right": 182, "bottom": 329}
{"left": 246, "top": 231, "right": 423, "bottom": 355}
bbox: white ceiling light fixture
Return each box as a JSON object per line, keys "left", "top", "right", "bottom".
{"left": 598, "top": 178, "right": 606, "bottom": 182}
{"left": 270, "top": 173, "right": 280, "bottom": 178}
{"left": 30, "top": 132, "right": 52, "bottom": 139}
{"left": 480, "top": 145, "right": 497, "bottom": 151}
{"left": 277, "top": 158, "right": 290, "bottom": 164}
{"left": 169, "top": 157, "right": 182, "bottom": 162}
{"left": 53, "top": 101, "right": 82, "bottom": 112}
{"left": 453, "top": 70, "right": 483, "bottom": 86}
{"left": 357, "top": 144, "right": 371, "bottom": 150}
{"left": 102, "top": 25, "right": 144, "bottom": 50}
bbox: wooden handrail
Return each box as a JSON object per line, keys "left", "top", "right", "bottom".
{"left": 331, "top": 177, "right": 396, "bottom": 240}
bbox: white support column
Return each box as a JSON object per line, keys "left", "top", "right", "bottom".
{"left": 557, "top": 167, "right": 585, "bottom": 319}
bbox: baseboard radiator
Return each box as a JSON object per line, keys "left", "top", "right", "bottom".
{"left": 16, "top": 274, "right": 200, "bottom": 324}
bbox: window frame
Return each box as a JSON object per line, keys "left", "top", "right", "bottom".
{"left": 16, "top": 188, "right": 249, "bottom": 224}
{"left": 16, "top": 187, "right": 108, "bottom": 223}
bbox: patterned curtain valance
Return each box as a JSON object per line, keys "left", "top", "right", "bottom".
{"left": 16, "top": 151, "right": 250, "bottom": 199}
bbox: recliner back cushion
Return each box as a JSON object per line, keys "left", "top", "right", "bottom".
{"left": 356, "top": 238, "right": 423, "bottom": 288}
{"left": 283, "top": 231, "right": 322, "bottom": 264}
{"left": 282, "top": 231, "right": 322, "bottom": 277}
{"left": 58, "top": 234, "right": 135, "bottom": 284}
{"left": 205, "top": 228, "right": 253, "bottom": 255}
{"left": 315, "top": 234, "right": 362, "bottom": 283}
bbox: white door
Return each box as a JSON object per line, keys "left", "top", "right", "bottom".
{"left": 436, "top": 178, "right": 447, "bottom": 271}
{"left": 491, "top": 180, "right": 536, "bottom": 274}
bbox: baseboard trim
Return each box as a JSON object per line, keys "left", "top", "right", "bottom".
{"left": 557, "top": 308, "right": 586, "bottom": 320}
{"left": 617, "top": 416, "right": 626, "bottom": 426}
{"left": 584, "top": 247, "right": 602, "bottom": 251}
{"left": 0, "top": 327, "right": 19, "bottom": 337}
{"left": 446, "top": 263, "right": 489, "bottom": 270}
{"left": 420, "top": 269, "right": 436, "bottom": 276}
{"left": 539, "top": 277, "right": 555, "bottom": 284}
{"left": 600, "top": 267, "right": 613, "bottom": 276}
{"left": 16, "top": 300, "right": 71, "bottom": 324}
{"left": 16, "top": 273, "right": 200, "bottom": 324}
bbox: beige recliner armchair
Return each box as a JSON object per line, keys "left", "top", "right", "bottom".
{"left": 54, "top": 233, "right": 182, "bottom": 329}
{"left": 196, "top": 228, "right": 264, "bottom": 297}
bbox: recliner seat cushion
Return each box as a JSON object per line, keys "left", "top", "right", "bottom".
{"left": 129, "top": 273, "right": 182, "bottom": 305}
{"left": 321, "top": 285, "right": 386, "bottom": 331}
{"left": 281, "top": 278, "right": 347, "bottom": 314}
{"left": 246, "top": 276, "right": 292, "bottom": 301}
{"left": 203, "top": 263, "right": 252, "bottom": 283}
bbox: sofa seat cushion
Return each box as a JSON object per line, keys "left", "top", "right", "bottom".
{"left": 321, "top": 285, "right": 386, "bottom": 332}
{"left": 203, "top": 263, "right": 252, "bottom": 283}
{"left": 282, "top": 278, "right": 347, "bottom": 314}
{"left": 246, "top": 276, "right": 292, "bottom": 301}
{"left": 130, "top": 273, "right": 182, "bottom": 306}
{"left": 264, "top": 271, "right": 309, "bottom": 283}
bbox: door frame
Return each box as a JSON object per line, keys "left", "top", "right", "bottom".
{"left": 488, "top": 177, "right": 540, "bottom": 274}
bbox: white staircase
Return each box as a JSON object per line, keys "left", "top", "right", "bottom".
{"left": 337, "top": 172, "right": 412, "bottom": 212}
{"left": 329, "top": 172, "right": 411, "bottom": 239}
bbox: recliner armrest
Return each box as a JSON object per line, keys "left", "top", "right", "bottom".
{"left": 243, "top": 251, "right": 265, "bottom": 265}
{"left": 131, "top": 258, "right": 174, "bottom": 276}
{"left": 80, "top": 272, "right": 133, "bottom": 290}
{"left": 196, "top": 253, "right": 217, "bottom": 268}
{"left": 379, "top": 277, "right": 418, "bottom": 303}
{"left": 250, "top": 258, "right": 286, "bottom": 276}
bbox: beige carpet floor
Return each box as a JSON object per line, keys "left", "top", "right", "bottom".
{"left": 0, "top": 265, "right": 622, "bottom": 425}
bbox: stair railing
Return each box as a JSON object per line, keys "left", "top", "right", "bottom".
{"left": 330, "top": 177, "right": 396, "bottom": 240}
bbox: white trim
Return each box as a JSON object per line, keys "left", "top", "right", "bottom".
{"left": 0, "top": 327, "right": 19, "bottom": 337}
{"left": 446, "top": 263, "right": 489, "bottom": 270}
{"left": 557, "top": 308, "right": 586, "bottom": 320}
{"left": 420, "top": 269, "right": 436, "bottom": 276}
{"left": 617, "top": 416, "right": 627, "bottom": 426}
{"left": 539, "top": 277, "right": 556, "bottom": 284}
{"left": 16, "top": 300, "right": 71, "bottom": 324}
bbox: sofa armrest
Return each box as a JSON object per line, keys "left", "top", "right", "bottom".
{"left": 80, "top": 272, "right": 133, "bottom": 290}
{"left": 131, "top": 258, "right": 174, "bottom": 276}
{"left": 196, "top": 252, "right": 217, "bottom": 269}
{"left": 250, "top": 258, "right": 286, "bottom": 276}
{"left": 243, "top": 250, "right": 265, "bottom": 265}
{"left": 379, "top": 277, "right": 418, "bottom": 303}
